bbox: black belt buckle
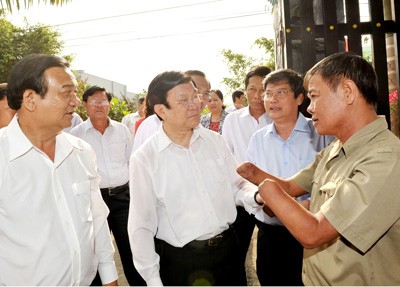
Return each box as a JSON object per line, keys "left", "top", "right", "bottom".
{"left": 208, "top": 233, "right": 224, "bottom": 247}
{"left": 101, "top": 182, "right": 128, "bottom": 196}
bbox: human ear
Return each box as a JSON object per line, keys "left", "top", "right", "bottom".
{"left": 341, "top": 79, "right": 357, "bottom": 105}
{"left": 23, "top": 89, "right": 37, "bottom": 111}
{"left": 154, "top": 104, "right": 167, "bottom": 121}
{"left": 296, "top": 93, "right": 305, "bottom": 106}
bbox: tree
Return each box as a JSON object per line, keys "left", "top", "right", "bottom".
{"left": 221, "top": 37, "right": 275, "bottom": 95}
{"left": 0, "top": 17, "right": 63, "bottom": 82}
{"left": 1, "top": 0, "right": 69, "bottom": 13}
{"left": 1, "top": 14, "right": 134, "bottom": 122}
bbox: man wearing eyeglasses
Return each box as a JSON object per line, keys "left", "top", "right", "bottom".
{"left": 128, "top": 71, "right": 264, "bottom": 286}
{"left": 132, "top": 70, "right": 211, "bottom": 153}
{"left": 246, "top": 69, "right": 334, "bottom": 286}
{"left": 221, "top": 66, "right": 273, "bottom": 279}
{"left": 70, "top": 86, "right": 145, "bottom": 286}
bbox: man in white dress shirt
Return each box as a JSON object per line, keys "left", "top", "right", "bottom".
{"left": 133, "top": 70, "right": 211, "bottom": 152}
{"left": 70, "top": 86, "right": 145, "bottom": 286}
{"left": 225, "top": 90, "right": 245, "bottom": 113}
{"left": 128, "top": 71, "right": 264, "bottom": 286}
{"left": 0, "top": 54, "right": 118, "bottom": 285}
{"left": 222, "top": 66, "right": 272, "bottom": 276}
{"left": 121, "top": 96, "right": 145, "bottom": 138}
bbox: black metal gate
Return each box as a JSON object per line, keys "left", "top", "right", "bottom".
{"left": 272, "top": 0, "right": 399, "bottom": 135}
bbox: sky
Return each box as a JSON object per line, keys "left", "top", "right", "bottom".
{"left": 6, "top": 0, "right": 274, "bottom": 96}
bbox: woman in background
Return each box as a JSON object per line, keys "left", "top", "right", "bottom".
{"left": 200, "top": 89, "right": 228, "bottom": 134}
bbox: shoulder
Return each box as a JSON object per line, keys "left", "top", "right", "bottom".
{"left": 69, "top": 121, "right": 86, "bottom": 136}
{"left": 63, "top": 132, "right": 95, "bottom": 156}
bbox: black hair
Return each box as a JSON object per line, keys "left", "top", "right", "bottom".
{"left": 7, "top": 54, "right": 70, "bottom": 110}
{"left": 245, "top": 66, "right": 272, "bottom": 89}
{"left": 304, "top": 51, "right": 378, "bottom": 106}
{"left": 147, "top": 71, "right": 192, "bottom": 120}
{"left": 82, "top": 86, "right": 112, "bottom": 102}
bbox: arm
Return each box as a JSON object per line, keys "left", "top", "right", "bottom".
{"left": 237, "top": 161, "right": 305, "bottom": 197}
{"left": 128, "top": 152, "right": 163, "bottom": 285}
{"left": 258, "top": 179, "right": 339, "bottom": 249}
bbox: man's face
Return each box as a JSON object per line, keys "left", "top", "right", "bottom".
{"left": 264, "top": 81, "right": 303, "bottom": 123}
{"left": 163, "top": 82, "right": 201, "bottom": 132}
{"left": 190, "top": 74, "right": 210, "bottom": 110}
{"left": 84, "top": 91, "right": 110, "bottom": 121}
{"left": 237, "top": 94, "right": 246, "bottom": 106}
{"left": 34, "top": 67, "right": 80, "bottom": 131}
{"left": 245, "top": 75, "right": 265, "bottom": 111}
{"left": 307, "top": 74, "right": 346, "bottom": 135}
{"left": 138, "top": 100, "right": 145, "bottom": 117}
{"left": 0, "top": 97, "right": 16, "bottom": 128}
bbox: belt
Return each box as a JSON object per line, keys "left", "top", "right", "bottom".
{"left": 185, "top": 226, "right": 234, "bottom": 249}
{"left": 100, "top": 182, "right": 129, "bottom": 196}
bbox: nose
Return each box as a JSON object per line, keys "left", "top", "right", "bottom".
{"left": 307, "top": 100, "right": 315, "bottom": 115}
{"left": 256, "top": 89, "right": 264, "bottom": 98}
{"left": 70, "top": 94, "right": 81, "bottom": 107}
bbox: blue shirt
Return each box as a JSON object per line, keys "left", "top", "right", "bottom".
{"left": 247, "top": 113, "right": 334, "bottom": 225}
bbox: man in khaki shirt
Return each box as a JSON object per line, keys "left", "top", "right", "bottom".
{"left": 238, "top": 52, "right": 400, "bottom": 285}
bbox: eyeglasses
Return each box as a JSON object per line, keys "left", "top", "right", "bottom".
{"left": 200, "top": 91, "right": 211, "bottom": 102}
{"left": 87, "top": 99, "right": 110, "bottom": 106}
{"left": 175, "top": 93, "right": 203, "bottom": 108}
{"left": 263, "top": 89, "right": 292, "bottom": 101}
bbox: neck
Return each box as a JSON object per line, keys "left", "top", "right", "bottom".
{"left": 18, "top": 116, "right": 58, "bottom": 161}
{"left": 249, "top": 105, "right": 265, "bottom": 121}
{"left": 337, "top": 107, "right": 378, "bottom": 143}
{"left": 273, "top": 113, "right": 299, "bottom": 140}
{"left": 211, "top": 110, "right": 222, "bottom": 121}
{"left": 91, "top": 117, "right": 109, "bottom": 134}
{"left": 234, "top": 103, "right": 243, "bottom": 109}
{"left": 163, "top": 123, "right": 193, "bottom": 148}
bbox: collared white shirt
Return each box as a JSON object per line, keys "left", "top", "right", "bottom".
{"left": 222, "top": 106, "right": 272, "bottom": 163}
{"left": 128, "top": 125, "right": 261, "bottom": 286}
{"left": 70, "top": 118, "right": 133, "bottom": 188}
{"left": 132, "top": 114, "right": 162, "bottom": 153}
{"left": 0, "top": 116, "right": 117, "bottom": 285}
{"left": 63, "top": 112, "right": 83, "bottom": 133}
{"left": 225, "top": 104, "right": 237, "bottom": 113}
{"left": 247, "top": 113, "right": 334, "bottom": 225}
{"left": 121, "top": 111, "right": 140, "bottom": 138}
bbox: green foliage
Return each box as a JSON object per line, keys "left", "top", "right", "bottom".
{"left": 0, "top": 16, "right": 64, "bottom": 82}
{"left": 108, "top": 97, "right": 131, "bottom": 122}
{"left": 1, "top": 0, "right": 70, "bottom": 13}
{"left": 221, "top": 37, "right": 275, "bottom": 95}
{"left": 120, "top": 89, "right": 147, "bottom": 116}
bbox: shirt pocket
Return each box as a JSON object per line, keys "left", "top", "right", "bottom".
{"left": 204, "top": 158, "right": 226, "bottom": 184}
{"left": 72, "top": 181, "right": 93, "bottom": 222}
{"left": 319, "top": 181, "right": 337, "bottom": 198}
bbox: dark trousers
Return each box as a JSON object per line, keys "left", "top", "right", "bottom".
{"left": 232, "top": 206, "right": 256, "bottom": 272}
{"left": 91, "top": 188, "right": 145, "bottom": 286}
{"left": 155, "top": 228, "right": 247, "bottom": 286}
{"left": 256, "top": 223, "right": 304, "bottom": 286}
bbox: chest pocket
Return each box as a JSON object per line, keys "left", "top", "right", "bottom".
{"left": 72, "top": 180, "right": 93, "bottom": 222}
{"left": 319, "top": 181, "right": 337, "bottom": 198}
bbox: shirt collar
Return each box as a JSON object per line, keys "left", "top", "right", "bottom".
{"left": 264, "top": 112, "right": 310, "bottom": 136}
{"left": 157, "top": 124, "right": 202, "bottom": 152}
{"left": 341, "top": 116, "right": 388, "bottom": 157}
{"left": 8, "top": 114, "right": 83, "bottom": 163}
{"left": 81, "top": 117, "right": 114, "bottom": 132}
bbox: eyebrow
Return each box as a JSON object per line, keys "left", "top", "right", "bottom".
{"left": 61, "top": 84, "right": 76, "bottom": 89}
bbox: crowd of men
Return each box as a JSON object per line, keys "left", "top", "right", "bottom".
{"left": 0, "top": 52, "right": 399, "bottom": 286}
